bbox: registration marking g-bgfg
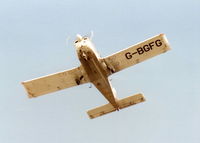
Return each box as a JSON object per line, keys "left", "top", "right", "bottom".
{"left": 125, "top": 39, "right": 162, "bottom": 59}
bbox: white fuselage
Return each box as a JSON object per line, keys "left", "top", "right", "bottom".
{"left": 74, "top": 37, "right": 118, "bottom": 109}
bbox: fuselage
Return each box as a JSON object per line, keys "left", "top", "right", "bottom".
{"left": 74, "top": 36, "right": 118, "bottom": 109}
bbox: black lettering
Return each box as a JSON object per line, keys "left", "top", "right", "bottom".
{"left": 143, "top": 45, "right": 151, "bottom": 52}
{"left": 155, "top": 39, "right": 162, "bottom": 47}
{"left": 132, "top": 52, "right": 137, "bottom": 55}
{"left": 148, "top": 42, "right": 154, "bottom": 50}
{"left": 125, "top": 52, "right": 132, "bottom": 59}
{"left": 137, "top": 47, "right": 144, "bottom": 55}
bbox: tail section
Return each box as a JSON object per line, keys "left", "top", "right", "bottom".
{"left": 118, "top": 93, "right": 145, "bottom": 109}
{"left": 87, "top": 93, "right": 145, "bottom": 119}
{"left": 87, "top": 102, "right": 117, "bottom": 119}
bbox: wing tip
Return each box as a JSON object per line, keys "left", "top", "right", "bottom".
{"left": 160, "top": 33, "right": 165, "bottom": 36}
{"left": 21, "top": 81, "right": 35, "bottom": 98}
{"left": 161, "top": 34, "right": 171, "bottom": 51}
{"left": 21, "top": 81, "right": 25, "bottom": 85}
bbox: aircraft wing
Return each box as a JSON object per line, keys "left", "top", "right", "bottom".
{"left": 22, "top": 66, "right": 89, "bottom": 98}
{"left": 103, "top": 34, "right": 171, "bottom": 75}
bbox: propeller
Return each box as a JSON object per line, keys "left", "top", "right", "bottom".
{"left": 90, "top": 30, "right": 94, "bottom": 40}
{"left": 83, "top": 31, "right": 94, "bottom": 40}
{"left": 76, "top": 34, "right": 82, "bottom": 41}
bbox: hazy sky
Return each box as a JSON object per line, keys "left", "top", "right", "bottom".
{"left": 0, "top": 0, "right": 200, "bottom": 143}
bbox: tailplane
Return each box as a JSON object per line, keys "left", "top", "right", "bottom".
{"left": 87, "top": 93, "right": 145, "bottom": 119}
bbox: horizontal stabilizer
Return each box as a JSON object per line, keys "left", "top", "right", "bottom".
{"left": 87, "top": 102, "right": 117, "bottom": 119}
{"left": 118, "top": 93, "right": 145, "bottom": 109}
{"left": 87, "top": 93, "right": 145, "bottom": 119}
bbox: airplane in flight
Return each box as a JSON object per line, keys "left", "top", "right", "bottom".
{"left": 22, "top": 33, "right": 171, "bottom": 119}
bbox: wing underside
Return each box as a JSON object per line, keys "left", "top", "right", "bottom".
{"left": 22, "top": 66, "right": 89, "bottom": 98}
{"left": 103, "top": 34, "right": 171, "bottom": 75}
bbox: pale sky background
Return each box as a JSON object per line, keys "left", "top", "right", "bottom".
{"left": 0, "top": 0, "right": 200, "bottom": 143}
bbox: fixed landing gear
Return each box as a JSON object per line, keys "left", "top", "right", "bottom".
{"left": 75, "top": 75, "right": 84, "bottom": 85}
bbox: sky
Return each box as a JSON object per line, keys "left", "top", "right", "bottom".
{"left": 0, "top": 0, "right": 200, "bottom": 143}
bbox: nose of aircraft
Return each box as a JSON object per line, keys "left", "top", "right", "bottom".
{"left": 74, "top": 34, "right": 93, "bottom": 50}
{"left": 76, "top": 34, "right": 82, "bottom": 41}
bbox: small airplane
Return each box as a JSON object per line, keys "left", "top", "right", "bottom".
{"left": 22, "top": 33, "right": 171, "bottom": 119}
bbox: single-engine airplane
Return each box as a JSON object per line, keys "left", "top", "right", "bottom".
{"left": 22, "top": 33, "right": 170, "bottom": 119}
